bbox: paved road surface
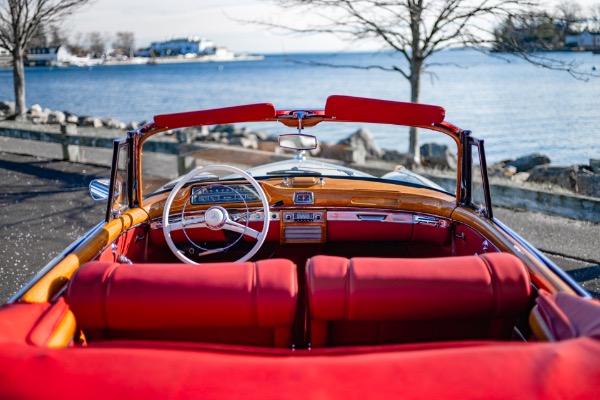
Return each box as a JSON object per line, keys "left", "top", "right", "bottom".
{"left": 1, "top": 151, "right": 598, "bottom": 303}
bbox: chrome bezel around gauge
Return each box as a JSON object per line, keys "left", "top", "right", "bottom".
{"left": 293, "top": 191, "right": 314, "bottom": 205}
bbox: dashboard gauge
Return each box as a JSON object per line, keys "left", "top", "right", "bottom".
{"left": 191, "top": 184, "right": 260, "bottom": 205}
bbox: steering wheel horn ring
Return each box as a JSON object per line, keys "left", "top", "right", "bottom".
{"left": 162, "top": 165, "right": 270, "bottom": 264}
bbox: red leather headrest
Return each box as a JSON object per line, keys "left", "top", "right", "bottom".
{"left": 66, "top": 260, "right": 298, "bottom": 331}
{"left": 306, "top": 253, "right": 530, "bottom": 321}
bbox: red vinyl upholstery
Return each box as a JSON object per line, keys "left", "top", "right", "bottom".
{"left": 306, "top": 253, "right": 531, "bottom": 347}
{"left": 65, "top": 259, "right": 298, "bottom": 347}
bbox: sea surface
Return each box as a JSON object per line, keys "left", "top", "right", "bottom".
{"left": 0, "top": 50, "right": 599, "bottom": 166}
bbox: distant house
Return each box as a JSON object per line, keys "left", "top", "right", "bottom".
{"left": 27, "top": 46, "right": 72, "bottom": 66}
{"left": 149, "top": 37, "right": 216, "bottom": 57}
{"left": 565, "top": 29, "right": 600, "bottom": 50}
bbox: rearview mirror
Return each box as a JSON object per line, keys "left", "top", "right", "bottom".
{"left": 278, "top": 134, "right": 317, "bottom": 151}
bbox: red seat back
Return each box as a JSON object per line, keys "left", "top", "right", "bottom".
{"left": 66, "top": 259, "right": 298, "bottom": 348}
{"left": 306, "top": 253, "right": 530, "bottom": 347}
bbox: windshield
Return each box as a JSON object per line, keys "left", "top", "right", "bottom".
{"left": 141, "top": 122, "right": 457, "bottom": 197}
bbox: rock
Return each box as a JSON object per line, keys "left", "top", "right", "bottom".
{"left": 211, "top": 124, "right": 236, "bottom": 135}
{"left": 488, "top": 162, "right": 517, "bottom": 178}
{"left": 318, "top": 143, "right": 354, "bottom": 163}
{"left": 103, "top": 118, "right": 126, "bottom": 130}
{"left": 126, "top": 121, "right": 139, "bottom": 130}
{"left": 506, "top": 153, "right": 550, "bottom": 172}
{"left": 420, "top": 143, "right": 457, "bottom": 170}
{"left": 0, "top": 101, "right": 15, "bottom": 114}
{"left": 79, "top": 116, "right": 103, "bottom": 128}
{"left": 63, "top": 111, "right": 79, "bottom": 124}
{"left": 590, "top": 159, "right": 600, "bottom": 174}
{"left": 382, "top": 150, "right": 416, "bottom": 169}
{"left": 254, "top": 130, "right": 270, "bottom": 141}
{"left": 527, "top": 165, "right": 578, "bottom": 191}
{"left": 47, "top": 111, "right": 66, "bottom": 124}
{"left": 338, "top": 128, "right": 384, "bottom": 163}
{"left": 511, "top": 172, "right": 530, "bottom": 182}
{"left": 29, "top": 104, "right": 43, "bottom": 117}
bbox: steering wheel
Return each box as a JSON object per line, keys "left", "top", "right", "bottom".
{"left": 162, "top": 165, "right": 270, "bottom": 264}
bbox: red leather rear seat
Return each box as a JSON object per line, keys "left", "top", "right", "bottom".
{"left": 65, "top": 260, "right": 298, "bottom": 348}
{"left": 306, "top": 253, "right": 531, "bottom": 347}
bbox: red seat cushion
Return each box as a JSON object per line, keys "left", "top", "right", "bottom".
{"left": 65, "top": 259, "right": 298, "bottom": 347}
{"left": 306, "top": 253, "right": 531, "bottom": 347}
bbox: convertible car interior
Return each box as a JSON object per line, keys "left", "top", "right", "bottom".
{"left": 1, "top": 96, "right": 598, "bottom": 398}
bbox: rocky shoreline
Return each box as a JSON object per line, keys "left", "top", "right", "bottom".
{"left": 2, "top": 100, "right": 598, "bottom": 198}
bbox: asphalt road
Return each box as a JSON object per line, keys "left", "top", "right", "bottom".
{"left": 1, "top": 151, "right": 598, "bottom": 303}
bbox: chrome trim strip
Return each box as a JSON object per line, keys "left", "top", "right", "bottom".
{"left": 327, "top": 211, "right": 413, "bottom": 223}
{"left": 7, "top": 221, "right": 106, "bottom": 304}
{"left": 493, "top": 217, "right": 591, "bottom": 299}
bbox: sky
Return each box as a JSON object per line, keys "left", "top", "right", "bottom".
{"left": 66, "top": 0, "right": 356, "bottom": 54}
{"left": 67, "top": 0, "right": 600, "bottom": 54}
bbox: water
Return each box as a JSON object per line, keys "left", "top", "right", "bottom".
{"left": 0, "top": 50, "right": 599, "bottom": 166}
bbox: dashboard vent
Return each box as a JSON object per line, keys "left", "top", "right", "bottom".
{"left": 284, "top": 226, "right": 322, "bottom": 242}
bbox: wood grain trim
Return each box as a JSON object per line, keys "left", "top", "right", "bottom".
{"left": 46, "top": 309, "right": 77, "bottom": 348}
{"left": 21, "top": 207, "right": 151, "bottom": 303}
{"left": 528, "top": 306, "right": 553, "bottom": 342}
{"left": 450, "top": 207, "right": 576, "bottom": 296}
{"left": 143, "top": 179, "right": 457, "bottom": 220}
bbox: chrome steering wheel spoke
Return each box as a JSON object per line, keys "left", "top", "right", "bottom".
{"left": 162, "top": 165, "right": 270, "bottom": 264}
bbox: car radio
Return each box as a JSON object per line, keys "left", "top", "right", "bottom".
{"left": 283, "top": 211, "right": 324, "bottom": 222}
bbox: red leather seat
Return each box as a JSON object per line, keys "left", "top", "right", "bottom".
{"left": 65, "top": 259, "right": 298, "bottom": 348}
{"left": 306, "top": 253, "right": 531, "bottom": 347}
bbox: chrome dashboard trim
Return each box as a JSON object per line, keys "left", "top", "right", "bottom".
{"left": 326, "top": 210, "right": 413, "bottom": 223}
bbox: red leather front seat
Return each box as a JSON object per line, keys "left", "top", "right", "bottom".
{"left": 66, "top": 260, "right": 298, "bottom": 348}
{"left": 306, "top": 253, "right": 530, "bottom": 347}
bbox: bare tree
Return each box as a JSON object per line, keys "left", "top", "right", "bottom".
{"left": 588, "top": 3, "right": 600, "bottom": 31}
{"left": 0, "top": 0, "right": 91, "bottom": 117}
{"left": 112, "top": 31, "right": 135, "bottom": 58}
{"left": 86, "top": 31, "right": 107, "bottom": 57}
{"left": 253, "top": 0, "right": 537, "bottom": 163}
{"left": 555, "top": 0, "right": 583, "bottom": 34}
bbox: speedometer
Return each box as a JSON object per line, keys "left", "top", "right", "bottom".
{"left": 190, "top": 184, "right": 260, "bottom": 205}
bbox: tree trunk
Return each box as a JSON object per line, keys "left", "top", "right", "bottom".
{"left": 12, "top": 46, "right": 26, "bottom": 118}
{"left": 408, "top": 60, "right": 422, "bottom": 164}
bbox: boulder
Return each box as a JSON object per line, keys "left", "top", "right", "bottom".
{"left": 64, "top": 111, "right": 79, "bottom": 124}
{"left": 420, "top": 143, "right": 457, "bottom": 170}
{"left": 29, "top": 104, "right": 43, "bottom": 117}
{"left": 382, "top": 150, "right": 416, "bottom": 169}
{"left": 103, "top": 118, "right": 127, "bottom": 130}
{"left": 319, "top": 143, "right": 354, "bottom": 163}
{"left": 488, "top": 162, "right": 517, "bottom": 178}
{"left": 506, "top": 153, "right": 550, "bottom": 172}
{"left": 47, "top": 111, "right": 66, "bottom": 124}
{"left": 527, "top": 165, "right": 578, "bottom": 191}
{"left": 337, "top": 128, "right": 384, "bottom": 164}
{"left": 211, "top": 124, "right": 236, "bottom": 135}
{"left": 0, "top": 101, "right": 15, "bottom": 114}
{"left": 126, "top": 121, "right": 139, "bottom": 131}
{"left": 79, "top": 116, "right": 103, "bottom": 128}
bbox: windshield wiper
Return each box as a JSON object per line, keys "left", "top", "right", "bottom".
{"left": 266, "top": 167, "right": 322, "bottom": 176}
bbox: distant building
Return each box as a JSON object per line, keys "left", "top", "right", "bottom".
{"left": 149, "top": 37, "right": 216, "bottom": 57}
{"left": 565, "top": 29, "right": 600, "bottom": 50}
{"left": 27, "top": 46, "right": 72, "bottom": 66}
